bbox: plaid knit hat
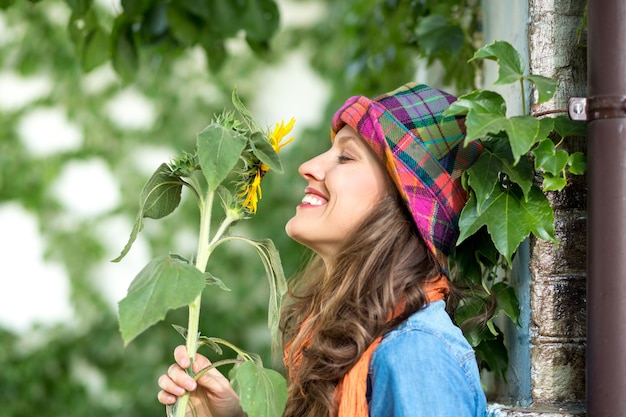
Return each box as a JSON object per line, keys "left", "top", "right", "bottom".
{"left": 331, "top": 82, "right": 483, "bottom": 273}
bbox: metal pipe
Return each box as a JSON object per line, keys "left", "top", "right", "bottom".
{"left": 587, "top": 0, "right": 626, "bottom": 414}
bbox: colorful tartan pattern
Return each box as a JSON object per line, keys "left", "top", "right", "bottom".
{"left": 331, "top": 82, "right": 483, "bottom": 271}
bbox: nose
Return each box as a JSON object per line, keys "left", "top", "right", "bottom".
{"left": 298, "top": 152, "right": 326, "bottom": 181}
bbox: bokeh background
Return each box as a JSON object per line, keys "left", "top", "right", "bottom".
{"left": 0, "top": 0, "right": 480, "bottom": 415}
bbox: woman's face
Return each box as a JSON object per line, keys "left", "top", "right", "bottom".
{"left": 285, "top": 125, "right": 390, "bottom": 260}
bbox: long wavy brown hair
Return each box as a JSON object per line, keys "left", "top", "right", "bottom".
{"left": 279, "top": 186, "right": 456, "bottom": 417}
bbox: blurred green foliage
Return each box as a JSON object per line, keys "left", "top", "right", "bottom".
{"left": 0, "top": 0, "right": 482, "bottom": 415}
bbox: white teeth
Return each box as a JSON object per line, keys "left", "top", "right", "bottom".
{"left": 302, "top": 194, "right": 324, "bottom": 206}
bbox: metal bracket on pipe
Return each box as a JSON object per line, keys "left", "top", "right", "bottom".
{"left": 568, "top": 96, "right": 626, "bottom": 121}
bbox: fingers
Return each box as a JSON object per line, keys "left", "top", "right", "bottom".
{"left": 174, "top": 345, "right": 191, "bottom": 368}
{"left": 157, "top": 347, "right": 200, "bottom": 405}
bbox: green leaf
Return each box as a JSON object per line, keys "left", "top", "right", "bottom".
{"left": 205, "top": 272, "right": 231, "bottom": 292}
{"left": 121, "top": 0, "right": 151, "bottom": 18}
{"left": 243, "top": 0, "right": 280, "bottom": 42}
{"left": 67, "top": 9, "right": 107, "bottom": 72}
{"left": 455, "top": 297, "right": 497, "bottom": 347}
{"left": 65, "top": 0, "right": 92, "bottom": 16}
{"left": 415, "top": 14, "right": 464, "bottom": 55}
{"left": 470, "top": 40, "right": 524, "bottom": 85}
{"left": 505, "top": 115, "right": 554, "bottom": 163}
{"left": 80, "top": 26, "right": 108, "bottom": 72}
{"left": 113, "top": 163, "right": 183, "bottom": 262}
{"left": 141, "top": 163, "right": 184, "bottom": 219}
{"left": 492, "top": 282, "right": 521, "bottom": 326}
{"left": 231, "top": 88, "right": 261, "bottom": 133}
{"left": 475, "top": 332, "right": 509, "bottom": 380}
{"left": 197, "top": 123, "right": 248, "bottom": 192}
{"left": 533, "top": 139, "right": 568, "bottom": 175}
{"left": 568, "top": 152, "right": 587, "bottom": 175}
{"left": 166, "top": 3, "right": 201, "bottom": 45}
{"left": 458, "top": 185, "right": 555, "bottom": 265}
{"left": 451, "top": 231, "right": 500, "bottom": 286}
{"left": 466, "top": 151, "right": 501, "bottom": 212}
{"left": 250, "top": 132, "right": 283, "bottom": 173}
{"left": 446, "top": 90, "right": 507, "bottom": 118}
{"left": 198, "top": 336, "right": 225, "bottom": 355}
{"left": 204, "top": 1, "right": 241, "bottom": 37}
{"left": 118, "top": 256, "right": 206, "bottom": 346}
{"left": 230, "top": 361, "right": 287, "bottom": 417}
{"left": 444, "top": 90, "right": 507, "bottom": 144}
{"left": 553, "top": 114, "right": 588, "bottom": 138}
{"left": 542, "top": 173, "right": 567, "bottom": 191}
{"left": 522, "top": 185, "right": 557, "bottom": 243}
{"left": 486, "top": 138, "right": 535, "bottom": 201}
{"left": 111, "top": 16, "right": 138, "bottom": 82}
{"left": 234, "top": 237, "right": 287, "bottom": 345}
{"left": 200, "top": 34, "right": 227, "bottom": 72}
{"left": 526, "top": 74, "right": 557, "bottom": 104}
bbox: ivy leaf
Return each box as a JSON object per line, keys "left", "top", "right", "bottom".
{"left": 533, "top": 139, "right": 568, "bottom": 175}
{"left": 492, "top": 282, "right": 521, "bottom": 326}
{"left": 118, "top": 255, "right": 206, "bottom": 346}
{"left": 470, "top": 40, "right": 524, "bottom": 85}
{"left": 553, "top": 115, "right": 588, "bottom": 138}
{"left": 458, "top": 190, "right": 527, "bottom": 264}
{"left": 250, "top": 132, "right": 283, "bottom": 173}
{"left": 526, "top": 74, "right": 557, "bottom": 104}
{"left": 487, "top": 138, "right": 535, "bottom": 201}
{"left": 445, "top": 90, "right": 507, "bottom": 144}
{"left": 458, "top": 185, "right": 555, "bottom": 266}
{"left": 522, "top": 185, "right": 557, "bottom": 243}
{"left": 455, "top": 297, "right": 497, "bottom": 347}
{"left": 568, "top": 152, "right": 587, "bottom": 175}
{"left": 113, "top": 163, "right": 184, "bottom": 262}
{"left": 475, "top": 333, "right": 509, "bottom": 380}
{"left": 466, "top": 151, "right": 501, "bottom": 212}
{"left": 504, "top": 115, "right": 554, "bottom": 164}
{"left": 542, "top": 173, "right": 567, "bottom": 191}
{"left": 197, "top": 123, "right": 248, "bottom": 192}
{"left": 230, "top": 361, "right": 287, "bottom": 417}
{"left": 452, "top": 230, "right": 500, "bottom": 286}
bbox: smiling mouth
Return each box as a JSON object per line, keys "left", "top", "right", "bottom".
{"left": 301, "top": 194, "right": 326, "bottom": 206}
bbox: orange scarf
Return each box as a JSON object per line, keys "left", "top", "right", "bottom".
{"left": 285, "top": 276, "right": 450, "bottom": 417}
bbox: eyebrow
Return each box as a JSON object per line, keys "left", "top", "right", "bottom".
{"left": 334, "top": 133, "right": 362, "bottom": 148}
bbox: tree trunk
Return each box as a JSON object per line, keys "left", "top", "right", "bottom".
{"left": 527, "top": 0, "right": 587, "bottom": 413}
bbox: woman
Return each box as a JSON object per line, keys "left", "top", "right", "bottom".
{"left": 157, "top": 82, "right": 487, "bottom": 417}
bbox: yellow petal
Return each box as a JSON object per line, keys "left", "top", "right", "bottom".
{"left": 270, "top": 117, "right": 296, "bottom": 152}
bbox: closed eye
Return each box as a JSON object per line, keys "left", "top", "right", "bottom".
{"left": 337, "top": 155, "right": 353, "bottom": 163}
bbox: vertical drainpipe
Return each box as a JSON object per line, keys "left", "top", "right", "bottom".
{"left": 574, "top": 0, "right": 626, "bottom": 414}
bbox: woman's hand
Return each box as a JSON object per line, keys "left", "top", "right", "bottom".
{"left": 157, "top": 345, "right": 245, "bottom": 417}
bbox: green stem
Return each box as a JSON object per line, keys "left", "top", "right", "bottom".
{"left": 174, "top": 190, "right": 214, "bottom": 417}
{"left": 174, "top": 193, "right": 241, "bottom": 417}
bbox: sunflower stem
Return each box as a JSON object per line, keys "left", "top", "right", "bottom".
{"left": 174, "top": 190, "right": 214, "bottom": 417}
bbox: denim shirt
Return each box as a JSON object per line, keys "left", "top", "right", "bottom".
{"left": 367, "top": 301, "right": 487, "bottom": 417}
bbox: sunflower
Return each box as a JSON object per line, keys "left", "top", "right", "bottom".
{"left": 239, "top": 117, "right": 295, "bottom": 213}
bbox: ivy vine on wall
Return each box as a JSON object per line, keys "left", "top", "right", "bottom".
{"left": 449, "top": 40, "right": 587, "bottom": 380}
